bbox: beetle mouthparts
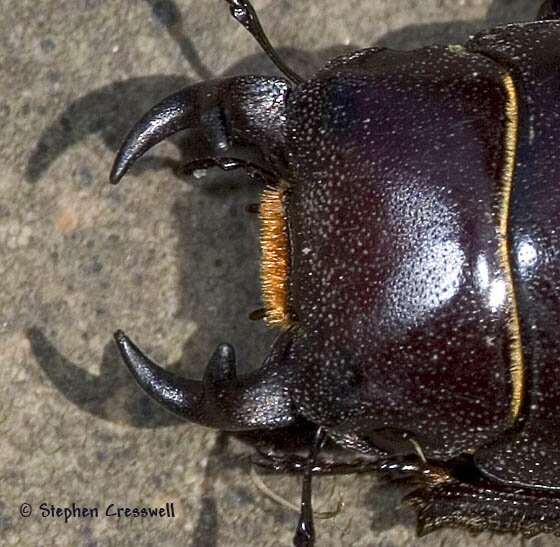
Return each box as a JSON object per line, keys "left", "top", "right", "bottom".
{"left": 260, "top": 184, "right": 292, "bottom": 327}
{"left": 114, "top": 329, "right": 202, "bottom": 412}
{"left": 109, "top": 76, "right": 290, "bottom": 186}
{"left": 114, "top": 330, "right": 295, "bottom": 430}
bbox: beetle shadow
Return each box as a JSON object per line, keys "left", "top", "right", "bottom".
{"left": 23, "top": 0, "right": 359, "bottom": 420}
{"left": 186, "top": 433, "right": 225, "bottom": 547}
{"left": 170, "top": 171, "right": 273, "bottom": 378}
{"left": 26, "top": 326, "right": 185, "bottom": 427}
{"left": 145, "top": 0, "right": 214, "bottom": 81}
{"left": 186, "top": 433, "right": 260, "bottom": 547}
{"left": 24, "top": 75, "right": 191, "bottom": 184}
{"left": 24, "top": 0, "right": 354, "bottom": 186}
{"left": 364, "top": 482, "right": 418, "bottom": 535}
{"left": 486, "top": 0, "right": 539, "bottom": 24}
{"left": 22, "top": 48, "right": 352, "bottom": 428}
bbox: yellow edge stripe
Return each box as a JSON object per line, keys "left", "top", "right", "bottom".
{"left": 259, "top": 183, "right": 292, "bottom": 327}
{"left": 499, "top": 73, "right": 524, "bottom": 422}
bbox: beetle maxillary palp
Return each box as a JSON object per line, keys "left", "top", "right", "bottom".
{"left": 181, "top": 157, "right": 279, "bottom": 185}
{"left": 249, "top": 307, "right": 267, "bottom": 321}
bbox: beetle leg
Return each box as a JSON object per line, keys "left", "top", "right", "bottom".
{"left": 406, "top": 479, "right": 560, "bottom": 537}
{"left": 293, "top": 427, "right": 326, "bottom": 547}
{"left": 109, "top": 76, "right": 290, "bottom": 184}
{"left": 113, "top": 330, "right": 295, "bottom": 430}
{"left": 254, "top": 450, "right": 450, "bottom": 484}
{"left": 374, "top": 457, "right": 451, "bottom": 485}
{"left": 254, "top": 451, "right": 379, "bottom": 475}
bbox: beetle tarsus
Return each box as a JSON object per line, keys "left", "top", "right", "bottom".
{"left": 253, "top": 449, "right": 379, "bottom": 475}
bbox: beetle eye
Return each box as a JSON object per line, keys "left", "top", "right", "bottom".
{"left": 259, "top": 183, "right": 293, "bottom": 327}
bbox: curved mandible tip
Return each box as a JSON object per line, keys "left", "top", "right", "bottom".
{"left": 109, "top": 87, "right": 200, "bottom": 184}
{"left": 114, "top": 330, "right": 203, "bottom": 417}
{"left": 110, "top": 76, "right": 291, "bottom": 185}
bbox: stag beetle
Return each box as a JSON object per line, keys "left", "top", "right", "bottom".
{"left": 109, "top": 0, "right": 560, "bottom": 545}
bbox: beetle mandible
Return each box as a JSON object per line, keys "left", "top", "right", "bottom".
{"left": 109, "top": 0, "right": 560, "bottom": 545}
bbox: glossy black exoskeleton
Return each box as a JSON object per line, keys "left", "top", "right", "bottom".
{"left": 109, "top": 1, "right": 560, "bottom": 545}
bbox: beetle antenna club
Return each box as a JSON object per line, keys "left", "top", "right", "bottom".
{"left": 223, "top": 0, "right": 304, "bottom": 84}
{"left": 110, "top": 0, "right": 560, "bottom": 544}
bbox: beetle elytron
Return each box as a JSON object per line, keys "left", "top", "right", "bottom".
{"left": 109, "top": 1, "right": 560, "bottom": 545}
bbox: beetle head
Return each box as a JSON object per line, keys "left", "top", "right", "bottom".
{"left": 110, "top": 75, "right": 303, "bottom": 432}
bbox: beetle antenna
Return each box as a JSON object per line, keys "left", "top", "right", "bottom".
{"left": 223, "top": 0, "right": 304, "bottom": 84}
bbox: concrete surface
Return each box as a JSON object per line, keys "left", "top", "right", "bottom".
{"left": 1, "top": 0, "right": 555, "bottom": 546}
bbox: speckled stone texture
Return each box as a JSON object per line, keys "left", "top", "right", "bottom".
{"left": 1, "top": 1, "right": 554, "bottom": 546}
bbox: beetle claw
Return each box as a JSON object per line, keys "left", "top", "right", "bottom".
{"left": 114, "top": 330, "right": 295, "bottom": 430}
{"left": 114, "top": 329, "right": 202, "bottom": 408}
{"left": 109, "top": 85, "right": 205, "bottom": 184}
{"left": 109, "top": 77, "right": 290, "bottom": 185}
